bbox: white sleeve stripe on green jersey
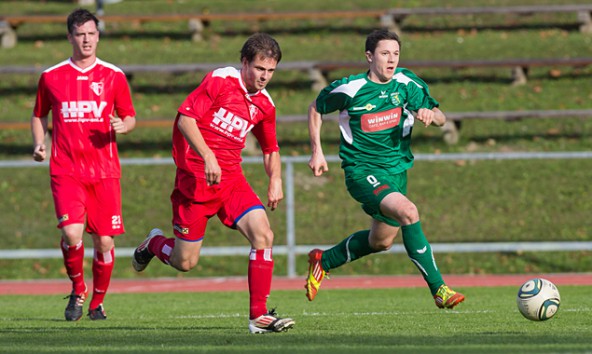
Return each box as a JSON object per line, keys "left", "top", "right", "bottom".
{"left": 394, "top": 72, "right": 423, "bottom": 89}
{"left": 338, "top": 110, "right": 354, "bottom": 144}
{"left": 330, "top": 78, "right": 366, "bottom": 97}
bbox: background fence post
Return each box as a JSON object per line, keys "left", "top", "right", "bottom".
{"left": 285, "top": 160, "right": 297, "bottom": 278}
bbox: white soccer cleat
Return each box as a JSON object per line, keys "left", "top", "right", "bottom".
{"left": 248, "top": 309, "right": 295, "bottom": 334}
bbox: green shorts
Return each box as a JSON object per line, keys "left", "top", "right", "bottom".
{"left": 345, "top": 169, "right": 408, "bottom": 227}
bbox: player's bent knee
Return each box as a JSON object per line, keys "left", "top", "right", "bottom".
{"left": 251, "top": 229, "right": 274, "bottom": 249}
{"left": 169, "top": 255, "right": 199, "bottom": 272}
{"left": 370, "top": 239, "right": 394, "bottom": 251}
{"left": 398, "top": 203, "right": 419, "bottom": 224}
{"left": 61, "top": 228, "right": 84, "bottom": 244}
{"left": 171, "top": 261, "right": 195, "bottom": 272}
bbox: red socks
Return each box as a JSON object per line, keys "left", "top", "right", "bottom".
{"left": 135, "top": 235, "right": 274, "bottom": 320}
{"left": 61, "top": 239, "right": 116, "bottom": 310}
{"left": 248, "top": 248, "right": 274, "bottom": 319}
{"left": 90, "top": 248, "right": 115, "bottom": 310}
{"left": 61, "top": 239, "right": 86, "bottom": 295}
{"left": 149, "top": 235, "right": 175, "bottom": 264}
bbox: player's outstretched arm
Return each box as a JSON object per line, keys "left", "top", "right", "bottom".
{"left": 416, "top": 107, "right": 446, "bottom": 127}
{"left": 263, "top": 151, "right": 283, "bottom": 211}
{"left": 307, "top": 100, "right": 329, "bottom": 177}
{"left": 31, "top": 115, "right": 48, "bottom": 162}
{"left": 431, "top": 107, "right": 446, "bottom": 127}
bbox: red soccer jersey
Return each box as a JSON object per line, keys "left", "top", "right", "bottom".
{"left": 33, "top": 58, "right": 135, "bottom": 179}
{"left": 173, "top": 66, "right": 279, "bottom": 177}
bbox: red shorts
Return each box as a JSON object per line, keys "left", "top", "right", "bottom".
{"left": 51, "top": 175, "right": 124, "bottom": 236}
{"left": 171, "top": 170, "right": 264, "bottom": 242}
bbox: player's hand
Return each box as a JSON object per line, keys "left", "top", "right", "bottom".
{"left": 203, "top": 154, "right": 222, "bottom": 186}
{"left": 416, "top": 108, "right": 434, "bottom": 127}
{"left": 110, "top": 115, "right": 128, "bottom": 134}
{"left": 33, "top": 144, "right": 46, "bottom": 162}
{"left": 308, "top": 153, "right": 329, "bottom": 177}
{"left": 267, "top": 177, "right": 283, "bottom": 211}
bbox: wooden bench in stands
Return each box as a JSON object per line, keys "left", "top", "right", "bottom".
{"left": 312, "top": 57, "right": 592, "bottom": 88}
{"left": 0, "top": 10, "right": 384, "bottom": 48}
{"left": 1, "top": 4, "right": 592, "bottom": 48}
{"left": 3, "top": 57, "right": 591, "bottom": 89}
{"left": 278, "top": 109, "right": 592, "bottom": 144}
{"left": 2, "top": 109, "right": 591, "bottom": 146}
{"left": 381, "top": 4, "right": 592, "bottom": 34}
{"left": 438, "top": 109, "right": 592, "bottom": 144}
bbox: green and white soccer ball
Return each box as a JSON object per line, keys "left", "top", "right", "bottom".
{"left": 517, "top": 278, "right": 561, "bottom": 321}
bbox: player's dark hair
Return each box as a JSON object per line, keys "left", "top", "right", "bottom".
{"left": 67, "top": 8, "right": 99, "bottom": 34}
{"left": 365, "top": 29, "right": 401, "bottom": 53}
{"left": 240, "top": 33, "right": 282, "bottom": 63}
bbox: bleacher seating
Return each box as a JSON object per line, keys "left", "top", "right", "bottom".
{"left": 1, "top": 4, "right": 592, "bottom": 48}
{"left": 3, "top": 109, "right": 591, "bottom": 145}
{"left": 2, "top": 5, "right": 591, "bottom": 144}
{"left": 2, "top": 57, "right": 591, "bottom": 90}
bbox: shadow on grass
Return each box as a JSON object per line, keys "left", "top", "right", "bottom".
{"left": 464, "top": 131, "right": 587, "bottom": 145}
{"left": 14, "top": 22, "right": 582, "bottom": 44}
{"left": 3, "top": 72, "right": 591, "bottom": 100}
{"left": 0, "top": 79, "right": 314, "bottom": 97}
{"left": 504, "top": 252, "right": 582, "bottom": 273}
{"left": 0, "top": 140, "right": 171, "bottom": 159}
{"left": 403, "top": 23, "right": 581, "bottom": 34}
{"left": 0, "top": 144, "right": 33, "bottom": 156}
{"left": 1, "top": 130, "right": 585, "bottom": 159}
{"left": 0, "top": 328, "right": 589, "bottom": 351}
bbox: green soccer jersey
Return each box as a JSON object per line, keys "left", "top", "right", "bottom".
{"left": 315, "top": 68, "right": 439, "bottom": 175}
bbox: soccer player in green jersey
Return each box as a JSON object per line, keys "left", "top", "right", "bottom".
{"left": 305, "top": 29, "right": 465, "bottom": 309}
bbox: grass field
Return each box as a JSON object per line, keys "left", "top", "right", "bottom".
{"left": 0, "top": 0, "right": 590, "bottom": 297}
{"left": 1, "top": 286, "right": 591, "bottom": 353}
{"left": 0, "top": 2, "right": 591, "bottom": 353}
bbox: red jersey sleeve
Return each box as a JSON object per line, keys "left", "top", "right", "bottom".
{"left": 113, "top": 72, "right": 136, "bottom": 119}
{"left": 177, "top": 72, "right": 220, "bottom": 120}
{"left": 251, "top": 108, "right": 280, "bottom": 155}
{"left": 33, "top": 73, "right": 51, "bottom": 118}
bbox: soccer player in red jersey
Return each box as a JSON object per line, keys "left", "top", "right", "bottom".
{"left": 132, "top": 33, "right": 294, "bottom": 334}
{"left": 31, "top": 9, "right": 136, "bottom": 321}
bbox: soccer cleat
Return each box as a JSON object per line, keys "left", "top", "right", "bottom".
{"left": 132, "top": 228, "right": 162, "bottom": 272}
{"left": 305, "top": 248, "right": 328, "bottom": 301}
{"left": 248, "top": 309, "right": 295, "bottom": 334}
{"left": 88, "top": 304, "right": 107, "bottom": 320}
{"left": 434, "top": 284, "right": 465, "bottom": 309}
{"left": 64, "top": 288, "right": 87, "bottom": 321}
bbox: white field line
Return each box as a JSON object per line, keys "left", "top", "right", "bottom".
{"left": 173, "top": 307, "right": 591, "bottom": 320}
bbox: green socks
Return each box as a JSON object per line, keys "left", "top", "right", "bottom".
{"left": 320, "top": 223, "right": 444, "bottom": 296}
{"left": 321, "top": 230, "right": 376, "bottom": 271}
{"left": 402, "top": 221, "right": 444, "bottom": 295}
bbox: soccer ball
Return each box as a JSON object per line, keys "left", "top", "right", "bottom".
{"left": 516, "top": 278, "right": 561, "bottom": 321}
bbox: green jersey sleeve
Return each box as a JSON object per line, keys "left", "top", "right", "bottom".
{"left": 315, "top": 74, "right": 366, "bottom": 115}
{"left": 394, "top": 68, "right": 439, "bottom": 111}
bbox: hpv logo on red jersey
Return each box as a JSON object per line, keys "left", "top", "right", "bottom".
{"left": 211, "top": 107, "right": 254, "bottom": 140}
{"left": 360, "top": 107, "right": 402, "bottom": 132}
{"left": 90, "top": 82, "right": 104, "bottom": 96}
{"left": 60, "top": 101, "right": 107, "bottom": 119}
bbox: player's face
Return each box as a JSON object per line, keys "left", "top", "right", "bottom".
{"left": 67, "top": 20, "right": 100, "bottom": 61}
{"left": 241, "top": 55, "right": 277, "bottom": 93}
{"left": 366, "top": 39, "right": 400, "bottom": 83}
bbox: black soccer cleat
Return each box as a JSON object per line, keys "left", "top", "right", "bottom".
{"left": 64, "top": 289, "right": 87, "bottom": 321}
{"left": 88, "top": 304, "right": 107, "bottom": 320}
{"left": 132, "top": 228, "right": 162, "bottom": 272}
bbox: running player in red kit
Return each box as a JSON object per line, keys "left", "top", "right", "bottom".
{"left": 132, "top": 33, "right": 294, "bottom": 334}
{"left": 31, "top": 9, "right": 136, "bottom": 321}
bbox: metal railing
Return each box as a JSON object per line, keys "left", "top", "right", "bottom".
{"left": 1, "top": 151, "right": 592, "bottom": 277}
